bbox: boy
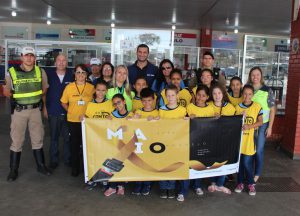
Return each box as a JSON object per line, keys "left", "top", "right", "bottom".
{"left": 158, "top": 84, "right": 187, "bottom": 201}
{"left": 132, "top": 88, "right": 159, "bottom": 195}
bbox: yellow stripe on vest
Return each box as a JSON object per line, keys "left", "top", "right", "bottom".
{"left": 13, "top": 90, "right": 43, "bottom": 98}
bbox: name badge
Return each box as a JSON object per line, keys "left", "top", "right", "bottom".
{"left": 78, "top": 100, "right": 85, "bottom": 106}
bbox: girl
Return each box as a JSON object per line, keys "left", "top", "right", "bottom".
{"left": 235, "top": 84, "right": 263, "bottom": 196}
{"left": 106, "top": 65, "right": 135, "bottom": 111}
{"left": 228, "top": 76, "right": 243, "bottom": 106}
{"left": 60, "top": 64, "right": 94, "bottom": 177}
{"left": 104, "top": 94, "right": 133, "bottom": 197}
{"left": 159, "top": 69, "right": 192, "bottom": 108}
{"left": 247, "top": 66, "right": 276, "bottom": 183}
{"left": 192, "top": 68, "right": 216, "bottom": 96}
{"left": 208, "top": 84, "right": 236, "bottom": 194}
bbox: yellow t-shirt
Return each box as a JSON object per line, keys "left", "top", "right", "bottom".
{"left": 111, "top": 110, "right": 134, "bottom": 119}
{"left": 135, "top": 108, "right": 159, "bottom": 118}
{"left": 132, "top": 95, "right": 157, "bottom": 112}
{"left": 211, "top": 102, "right": 236, "bottom": 116}
{"left": 227, "top": 92, "right": 243, "bottom": 107}
{"left": 186, "top": 103, "right": 215, "bottom": 117}
{"left": 60, "top": 82, "right": 94, "bottom": 122}
{"left": 85, "top": 99, "right": 114, "bottom": 119}
{"left": 235, "top": 102, "right": 262, "bottom": 155}
{"left": 160, "top": 88, "right": 192, "bottom": 108}
{"left": 159, "top": 105, "right": 187, "bottom": 119}
{"left": 192, "top": 86, "right": 197, "bottom": 96}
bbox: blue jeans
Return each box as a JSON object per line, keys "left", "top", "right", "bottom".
{"left": 48, "top": 115, "right": 70, "bottom": 164}
{"left": 134, "top": 181, "right": 151, "bottom": 192}
{"left": 193, "top": 179, "right": 202, "bottom": 189}
{"left": 254, "top": 122, "right": 268, "bottom": 176}
{"left": 210, "top": 176, "right": 226, "bottom": 187}
{"left": 238, "top": 154, "right": 254, "bottom": 185}
{"left": 159, "top": 180, "right": 176, "bottom": 190}
{"left": 178, "top": 180, "right": 190, "bottom": 196}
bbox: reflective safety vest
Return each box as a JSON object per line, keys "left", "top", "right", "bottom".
{"left": 9, "top": 66, "right": 43, "bottom": 105}
{"left": 252, "top": 86, "right": 270, "bottom": 123}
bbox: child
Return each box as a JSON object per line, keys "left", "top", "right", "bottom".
{"left": 132, "top": 77, "right": 157, "bottom": 112}
{"left": 228, "top": 76, "right": 243, "bottom": 106}
{"left": 159, "top": 69, "right": 192, "bottom": 108}
{"left": 132, "top": 88, "right": 159, "bottom": 196}
{"left": 192, "top": 69, "right": 215, "bottom": 96}
{"left": 85, "top": 80, "right": 113, "bottom": 191}
{"left": 235, "top": 85, "right": 263, "bottom": 196}
{"left": 186, "top": 85, "right": 215, "bottom": 196}
{"left": 158, "top": 84, "right": 187, "bottom": 202}
{"left": 104, "top": 94, "right": 133, "bottom": 197}
{"left": 208, "top": 84, "right": 236, "bottom": 194}
{"left": 85, "top": 80, "right": 113, "bottom": 119}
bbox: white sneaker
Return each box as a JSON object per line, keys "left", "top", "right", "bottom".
{"left": 177, "top": 194, "right": 184, "bottom": 202}
{"left": 195, "top": 188, "right": 204, "bottom": 195}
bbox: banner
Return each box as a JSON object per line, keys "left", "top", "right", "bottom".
{"left": 174, "top": 33, "right": 197, "bottom": 46}
{"left": 82, "top": 116, "right": 243, "bottom": 183}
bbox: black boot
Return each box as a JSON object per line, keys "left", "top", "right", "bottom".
{"left": 7, "top": 151, "right": 21, "bottom": 182}
{"left": 33, "top": 148, "right": 51, "bottom": 176}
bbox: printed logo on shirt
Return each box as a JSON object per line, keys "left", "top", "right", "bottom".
{"left": 93, "top": 112, "right": 110, "bottom": 119}
{"left": 244, "top": 116, "right": 254, "bottom": 125}
{"left": 178, "top": 99, "right": 187, "bottom": 107}
{"left": 146, "top": 74, "right": 155, "bottom": 77}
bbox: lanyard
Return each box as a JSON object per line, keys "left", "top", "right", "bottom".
{"left": 75, "top": 83, "right": 86, "bottom": 98}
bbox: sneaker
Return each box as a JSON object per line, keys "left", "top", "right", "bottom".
{"left": 141, "top": 186, "right": 150, "bottom": 196}
{"left": 104, "top": 187, "right": 116, "bottom": 197}
{"left": 117, "top": 186, "right": 125, "bottom": 195}
{"left": 132, "top": 186, "right": 141, "bottom": 195}
{"left": 177, "top": 194, "right": 184, "bottom": 202}
{"left": 248, "top": 184, "right": 256, "bottom": 196}
{"left": 160, "top": 189, "right": 168, "bottom": 199}
{"left": 234, "top": 183, "right": 244, "bottom": 193}
{"left": 195, "top": 188, "right": 204, "bottom": 195}
{"left": 86, "top": 181, "right": 97, "bottom": 191}
{"left": 168, "top": 189, "right": 175, "bottom": 199}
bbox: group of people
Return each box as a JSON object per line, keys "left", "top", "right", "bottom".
{"left": 3, "top": 44, "right": 275, "bottom": 202}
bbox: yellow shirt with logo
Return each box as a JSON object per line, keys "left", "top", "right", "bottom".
{"left": 186, "top": 103, "right": 215, "bottom": 117}
{"left": 111, "top": 110, "right": 134, "bottom": 119}
{"left": 211, "top": 102, "right": 236, "bottom": 116}
{"left": 85, "top": 99, "right": 114, "bottom": 119}
{"left": 132, "top": 95, "right": 157, "bottom": 112}
{"left": 60, "top": 82, "right": 94, "bottom": 122}
{"left": 227, "top": 92, "right": 243, "bottom": 107}
{"left": 159, "top": 105, "right": 187, "bottom": 119}
{"left": 160, "top": 88, "right": 192, "bottom": 108}
{"left": 235, "top": 102, "right": 263, "bottom": 155}
{"left": 135, "top": 108, "right": 159, "bottom": 118}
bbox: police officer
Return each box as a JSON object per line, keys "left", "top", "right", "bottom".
{"left": 3, "top": 46, "right": 51, "bottom": 181}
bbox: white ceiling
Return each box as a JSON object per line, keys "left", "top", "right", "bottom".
{"left": 0, "top": 0, "right": 292, "bottom": 36}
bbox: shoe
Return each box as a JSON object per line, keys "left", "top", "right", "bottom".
{"left": 234, "top": 183, "right": 244, "bottom": 193}
{"left": 141, "top": 186, "right": 150, "bottom": 196}
{"left": 208, "top": 183, "right": 216, "bottom": 192}
{"left": 132, "top": 185, "right": 141, "bottom": 195}
{"left": 104, "top": 187, "right": 117, "bottom": 196}
{"left": 33, "top": 149, "right": 51, "bottom": 176}
{"left": 160, "top": 189, "right": 168, "bottom": 199}
{"left": 86, "top": 181, "right": 97, "bottom": 191}
{"left": 168, "top": 189, "right": 175, "bottom": 199}
{"left": 49, "top": 162, "right": 58, "bottom": 169}
{"left": 195, "top": 188, "right": 204, "bottom": 195}
{"left": 7, "top": 151, "right": 21, "bottom": 182}
{"left": 215, "top": 186, "right": 231, "bottom": 194}
{"left": 177, "top": 194, "right": 184, "bottom": 202}
{"left": 117, "top": 186, "right": 125, "bottom": 195}
{"left": 248, "top": 184, "right": 256, "bottom": 196}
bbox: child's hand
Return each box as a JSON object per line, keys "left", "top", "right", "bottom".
{"left": 147, "top": 116, "right": 154, "bottom": 121}
{"left": 79, "top": 115, "right": 85, "bottom": 121}
{"left": 154, "top": 116, "right": 160, "bottom": 120}
{"left": 242, "top": 124, "right": 251, "bottom": 131}
{"left": 214, "top": 113, "right": 221, "bottom": 119}
{"left": 189, "top": 114, "right": 196, "bottom": 119}
{"left": 184, "top": 117, "right": 189, "bottom": 120}
{"left": 133, "top": 113, "right": 141, "bottom": 119}
{"left": 106, "top": 115, "right": 113, "bottom": 120}
{"left": 126, "top": 116, "right": 133, "bottom": 120}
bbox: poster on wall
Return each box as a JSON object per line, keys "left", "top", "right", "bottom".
{"left": 69, "top": 29, "right": 96, "bottom": 41}
{"left": 103, "top": 29, "right": 111, "bottom": 43}
{"left": 212, "top": 31, "right": 238, "bottom": 49}
{"left": 174, "top": 33, "right": 197, "bottom": 47}
{"left": 35, "top": 28, "right": 60, "bottom": 40}
{"left": 1, "top": 26, "right": 28, "bottom": 39}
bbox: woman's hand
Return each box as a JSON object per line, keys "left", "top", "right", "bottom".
{"left": 266, "top": 127, "right": 272, "bottom": 138}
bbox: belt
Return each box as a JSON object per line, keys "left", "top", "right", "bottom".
{"left": 15, "top": 103, "right": 40, "bottom": 111}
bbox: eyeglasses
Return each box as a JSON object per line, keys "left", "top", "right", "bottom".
{"left": 162, "top": 67, "right": 172, "bottom": 71}
{"left": 75, "top": 71, "right": 86, "bottom": 74}
{"left": 113, "top": 101, "right": 122, "bottom": 106}
{"left": 103, "top": 67, "right": 112, "bottom": 70}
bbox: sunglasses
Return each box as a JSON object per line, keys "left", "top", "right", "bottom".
{"left": 162, "top": 66, "right": 172, "bottom": 70}
{"left": 113, "top": 100, "right": 123, "bottom": 106}
{"left": 75, "top": 71, "right": 86, "bottom": 74}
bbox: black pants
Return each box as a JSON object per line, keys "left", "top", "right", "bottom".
{"left": 68, "top": 122, "right": 82, "bottom": 174}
